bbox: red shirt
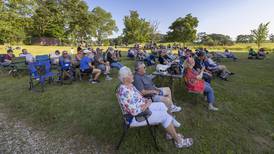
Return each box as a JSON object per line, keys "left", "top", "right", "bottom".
{"left": 184, "top": 68, "right": 205, "bottom": 93}
{"left": 4, "top": 54, "right": 14, "bottom": 61}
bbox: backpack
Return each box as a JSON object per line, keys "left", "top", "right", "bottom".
{"left": 167, "top": 63, "right": 183, "bottom": 75}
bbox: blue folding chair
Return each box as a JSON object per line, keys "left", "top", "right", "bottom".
{"left": 36, "top": 55, "right": 50, "bottom": 63}
{"left": 59, "top": 61, "right": 74, "bottom": 84}
{"left": 28, "top": 60, "right": 56, "bottom": 92}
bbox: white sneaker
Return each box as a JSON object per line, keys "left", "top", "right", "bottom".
{"left": 172, "top": 118, "right": 181, "bottom": 128}
{"left": 105, "top": 76, "right": 112, "bottom": 80}
{"left": 170, "top": 105, "right": 182, "bottom": 113}
{"left": 208, "top": 104, "right": 219, "bottom": 111}
{"left": 175, "top": 137, "right": 193, "bottom": 148}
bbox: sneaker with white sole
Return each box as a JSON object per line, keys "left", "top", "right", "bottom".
{"left": 105, "top": 76, "right": 112, "bottom": 80}
{"left": 175, "top": 137, "right": 193, "bottom": 148}
{"left": 170, "top": 105, "right": 182, "bottom": 113}
{"left": 208, "top": 104, "right": 219, "bottom": 111}
{"left": 91, "top": 80, "right": 99, "bottom": 84}
{"left": 172, "top": 118, "right": 181, "bottom": 128}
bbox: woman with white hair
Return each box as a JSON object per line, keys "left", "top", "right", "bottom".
{"left": 117, "top": 66, "right": 193, "bottom": 148}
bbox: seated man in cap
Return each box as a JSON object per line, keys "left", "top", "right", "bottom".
{"left": 133, "top": 61, "right": 182, "bottom": 113}
{"left": 80, "top": 49, "right": 101, "bottom": 83}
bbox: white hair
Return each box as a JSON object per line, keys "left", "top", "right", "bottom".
{"left": 118, "top": 66, "right": 132, "bottom": 82}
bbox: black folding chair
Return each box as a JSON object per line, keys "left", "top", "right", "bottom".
{"left": 115, "top": 85, "right": 159, "bottom": 151}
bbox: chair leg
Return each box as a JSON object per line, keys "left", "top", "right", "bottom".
{"left": 29, "top": 80, "right": 33, "bottom": 90}
{"left": 116, "top": 123, "right": 129, "bottom": 150}
{"left": 145, "top": 118, "right": 159, "bottom": 151}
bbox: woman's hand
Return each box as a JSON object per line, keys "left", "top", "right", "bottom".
{"left": 141, "top": 99, "right": 152, "bottom": 111}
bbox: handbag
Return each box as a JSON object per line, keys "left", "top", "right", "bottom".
{"left": 135, "top": 108, "right": 152, "bottom": 122}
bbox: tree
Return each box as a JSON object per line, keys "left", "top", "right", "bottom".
{"left": 236, "top": 35, "right": 254, "bottom": 43}
{"left": 123, "top": 10, "right": 153, "bottom": 44}
{"left": 166, "top": 14, "right": 198, "bottom": 46}
{"left": 60, "top": 0, "right": 94, "bottom": 45}
{"left": 269, "top": 34, "right": 274, "bottom": 43}
{"left": 196, "top": 32, "right": 233, "bottom": 46}
{"left": 31, "top": 0, "right": 65, "bottom": 40}
{"left": 91, "top": 7, "right": 117, "bottom": 45}
{"left": 150, "top": 20, "right": 161, "bottom": 43}
{"left": 0, "top": 0, "right": 35, "bottom": 44}
{"left": 208, "top": 34, "right": 233, "bottom": 46}
{"left": 251, "top": 22, "right": 270, "bottom": 49}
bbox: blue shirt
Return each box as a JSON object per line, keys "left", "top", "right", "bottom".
{"left": 80, "top": 56, "right": 92, "bottom": 70}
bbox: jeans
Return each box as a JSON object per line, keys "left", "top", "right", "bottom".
{"left": 204, "top": 82, "right": 215, "bottom": 104}
{"left": 110, "top": 62, "right": 124, "bottom": 70}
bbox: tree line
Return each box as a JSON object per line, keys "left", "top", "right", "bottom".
{"left": 0, "top": 0, "right": 117, "bottom": 45}
{"left": 0, "top": 0, "right": 272, "bottom": 48}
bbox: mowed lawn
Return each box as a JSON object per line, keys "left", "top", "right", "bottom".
{"left": 0, "top": 47, "right": 273, "bottom": 153}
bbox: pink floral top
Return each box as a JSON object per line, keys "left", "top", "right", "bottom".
{"left": 117, "top": 84, "right": 146, "bottom": 116}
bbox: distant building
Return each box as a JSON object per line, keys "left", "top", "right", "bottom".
{"left": 31, "top": 37, "right": 61, "bottom": 46}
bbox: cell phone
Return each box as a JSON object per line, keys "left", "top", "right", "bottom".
{"left": 159, "top": 90, "right": 164, "bottom": 96}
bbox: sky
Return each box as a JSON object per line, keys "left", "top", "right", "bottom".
{"left": 86, "top": 0, "right": 274, "bottom": 40}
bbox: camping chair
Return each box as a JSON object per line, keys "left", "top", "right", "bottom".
{"left": 9, "top": 57, "right": 28, "bottom": 77}
{"left": 183, "top": 75, "right": 203, "bottom": 104}
{"left": 36, "top": 54, "right": 50, "bottom": 63}
{"left": 28, "top": 61, "right": 56, "bottom": 92}
{"left": 59, "top": 61, "right": 74, "bottom": 84}
{"left": 115, "top": 85, "right": 159, "bottom": 151}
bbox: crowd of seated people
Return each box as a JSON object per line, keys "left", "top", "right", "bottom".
{"left": 127, "top": 44, "right": 156, "bottom": 66}
{"left": 2, "top": 44, "right": 257, "bottom": 150}
{"left": 248, "top": 48, "right": 267, "bottom": 59}
{"left": 0, "top": 46, "right": 126, "bottom": 83}
{"left": 212, "top": 49, "right": 238, "bottom": 61}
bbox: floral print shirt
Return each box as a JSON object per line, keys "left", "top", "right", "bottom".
{"left": 117, "top": 84, "right": 146, "bottom": 116}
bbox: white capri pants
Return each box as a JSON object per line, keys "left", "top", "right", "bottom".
{"left": 130, "top": 102, "right": 173, "bottom": 128}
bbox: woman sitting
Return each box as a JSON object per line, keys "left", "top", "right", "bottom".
{"left": 117, "top": 67, "right": 193, "bottom": 148}
{"left": 183, "top": 57, "right": 219, "bottom": 111}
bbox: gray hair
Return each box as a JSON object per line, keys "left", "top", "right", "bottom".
{"left": 134, "top": 61, "right": 145, "bottom": 72}
{"left": 118, "top": 66, "right": 132, "bottom": 82}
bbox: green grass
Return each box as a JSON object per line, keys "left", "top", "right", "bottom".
{"left": 0, "top": 51, "right": 274, "bottom": 153}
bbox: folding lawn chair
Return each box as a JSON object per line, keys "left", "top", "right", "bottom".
{"left": 9, "top": 57, "right": 28, "bottom": 77}
{"left": 28, "top": 60, "right": 57, "bottom": 92}
{"left": 115, "top": 85, "right": 159, "bottom": 151}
